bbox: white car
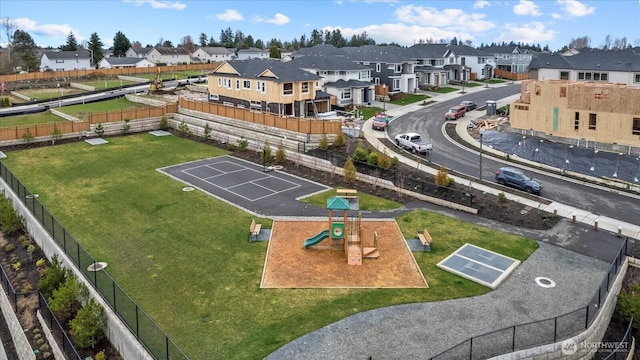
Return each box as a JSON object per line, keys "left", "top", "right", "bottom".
{"left": 394, "top": 133, "right": 433, "bottom": 153}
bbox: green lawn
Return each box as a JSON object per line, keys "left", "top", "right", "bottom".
{"left": 57, "top": 98, "right": 150, "bottom": 120}
{"left": 0, "top": 110, "right": 64, "bottom": 127}
{"left": 77, "top": 79, "right": 138, "bottom": 89}
{"left": 1, "top": 135, "right": 538, "bottom": 359}
{"left": 15, "top": 87, "right": 85, "bottom": 100}
{"left": 432, "top": 86, "right": 459, "bottom": 94}
{"left": 301, "top": 187, "right": 402, "bottom": 211}
{"left": 389, "top": 94, "right": 429, "bottom": 106}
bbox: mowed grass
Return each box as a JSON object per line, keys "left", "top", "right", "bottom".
{"left": 0, "top": 110, "right": 64, "bottom": 127}
{"left": 77, "top": 79, "right": 139, "bottom": 89}
{"left": 15, "top": 87, "right": 85, "bottom": 100}
{"left": 57, "top": 98, "right": 151, "bottom": 120}
{"left": 1, "top": 135, "right": 538, "bottom": 359}
{"left": 301, "top": 187, "right": 402, "bottom": 211}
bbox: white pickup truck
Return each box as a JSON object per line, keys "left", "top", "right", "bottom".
{"left": 394, "top": 133, "right": 433, "bottom": 153}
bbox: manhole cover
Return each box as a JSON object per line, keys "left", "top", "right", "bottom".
{"left": 182, "top": 187, "right": 195, "bottom": 192}
{"left": 87, "top": 262, "right": 108, "bottom": 272}
{"left": 535, "top": 277, "right": 556, "bottom": 288}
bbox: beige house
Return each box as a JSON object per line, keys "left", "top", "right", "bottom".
{"left": 207, "top": 59, "right": 328, "bottom": 117}
{"left": 510, "top": 80, "right": 640, "bottom": 149}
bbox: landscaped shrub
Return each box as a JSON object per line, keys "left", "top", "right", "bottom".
{"left": 48, "top": 275, "right": 87, "bottom": 323}
{"left": 275, "top": 141, "right": 286, "bottom": 164}
{"left": 352, "top": 147, "right": 369, "bottom": 162}
{"left": 377, "top": 151, "right": 392, "bottom": 169}
{"left": 237, "top": 136, "right": 248, "bottom": 151}
{"left": 319, "top": 133, "right": 329, "bottom": 150}
{"left": 617, "top": 284, "right": 640, "bottom": 330}
{"left": 177, "top": 121, "right": 191, "bottom": 137}
{"left": 435, "top": 165, "right": 451, "bottom": 187}
{"left": 159, "top": 116, "right": 169, "bottom": 130}
{"left": 261, "top": 141, "right": 272, "bottom": 162}
{"left": 343, "top": 156, "right": 357, "bottom": 184}
{"left": 38, "top": 254, "right": 68, "bottom": 298}
{"left": 203, "top": 123, "right": 213, "bottom": 140}
{"left": 70, "top": 298, "right": 106, "bottom": 349}
{"left": 121, "top": 119, "right": 131, "bottom": 134}
{"left": 22, "top": 128, "right": 34, "bottom": 144}
{"left": 0, "top": 195, "right": 23, "bottom": 235}
{"left": 94, "top": 123, "right": 105, "bottom": 137}
{"left": 4, "top": 243, "right": 15, "bottom": 252}
{"left": 367, "top": 151, "right": 379, "bottom": 166}
{"left": 498, "top": 192, "right": 507, "bottom": 203}
{"left": 333, "top": 132, "right": 345, "bottom": 147}
{"left": 51, "top": 123, "right": 62, "bottom": 145}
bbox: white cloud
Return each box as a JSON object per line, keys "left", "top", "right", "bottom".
{"left": 123, "top": 0, "right": 186, "bottom": 10}
{"left": 265, "top": 13, "right": 290, "bottom": 26}
{"left": 496, "top": 21, "right": 557, "bottom": 44}
{"left": 10, "top": 17, "right": 85, "bottom": 44}
{"left": 333, "top": 23, "right": 478, "bottom": 46}
{"left": 556, "top": 0, "right": 595, "bottom": 17}
{"left": 551, "top": 13, "right": 562, "bottom": 19}
{"left": 393, "top": 4, "right": 495, "bottom": 32}
{"left": 474, "top": 0, "right": 490, "bottom": 9}
{"left": 513, "top": 0, "right": 542, "bottom": 16}
{"left": 215, "top": 9, "right": 244, "bottom": 22}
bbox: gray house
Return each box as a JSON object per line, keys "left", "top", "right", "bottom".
{"left": 40, "top": 50, "right": 91, "bottom": 71}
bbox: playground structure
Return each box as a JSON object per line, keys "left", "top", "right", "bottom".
{"left": 303, "top": 189, "right": 379, "bottom": 265}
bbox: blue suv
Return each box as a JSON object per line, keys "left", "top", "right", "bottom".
{"left": 495, "top": 167, "right": 542, "bottom": 194}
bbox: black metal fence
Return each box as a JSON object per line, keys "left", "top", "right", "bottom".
{"left": 38, "top": 293, "right": 82, "bottom": 360}
{"left": 430, "top": 239, "right": 629, "bottom": 360}
{"left": 312, "top": 149, "right": 475, "bottom": 208}
{"left": 0, "top": 162, "right": 189, "bottom": 360}
{"left": 599, "top": 317, "right": 633, "bottom": 360}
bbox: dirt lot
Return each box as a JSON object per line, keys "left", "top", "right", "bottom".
{"left": 261, "top": 220, "right": 427, "bottom": 288}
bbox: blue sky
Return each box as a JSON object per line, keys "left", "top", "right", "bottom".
{"left": 2, "top": 0, "right": 639, "bottom": 51}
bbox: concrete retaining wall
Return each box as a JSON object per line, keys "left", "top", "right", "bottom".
{"left": 50, "top": 108, "right": 82, "bottom": 122}
{"left": 490, "top": 258, "right": 628, "bottom": 360}
{"left": 37, "top": 310, "right": 64, "bottom": 360}
{"left": 0, "top": 180, "right": 154, "bottom": 360}
{"left": 125, "top": 94, "right": 167, "bottom": 107}
{"left": 69, "top": 82, "right": 95, "bottom": 91}
{"left": 0, "top": 286, "right": 35, "bottom": 360}
{"left": 117, "top": 75, "right": 149, "bottom": 83}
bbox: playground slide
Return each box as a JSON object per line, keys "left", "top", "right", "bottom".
{"left": 303, "top": 230, "right": 330, "bottom": 248}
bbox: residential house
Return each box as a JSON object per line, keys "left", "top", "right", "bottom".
{"left": 40, "top": 50, "right": 91, "bottom": 71}
{"left": 125, "top": 47, "right": 153, "bottom": 59}
{"left": 192, "top": 47, "right": 235, "bottom": 63}
{"left": 482, "top": 45, "right": 534, "bottom": 75}
{"left": 528, "top": 47, "right": 640, "bottom": 86}
{"left": 146, "top": 46, "right": 192, "bottom": 65}
{"left": 98, "top": 57, "right": 155, "bottom": 69}
{"left": 442, "top": 45, "right": 491, "bottom": 82}
{"left": 509, "top": 80, "right": 640, "bottom": 149}
{"left": 289, "top": 45, "right": 374, "bottom": 107}
{"left": 409, "top": 43, "right": 450, "bottom": 88}
{"left": 342, "top": 45, "right": 418, "bottom": 94}
{"left": 207, "top": 59, "right": 326, "bottom": 117}
{"left": 236, "top": 47, "right": 270, "bottom": 60}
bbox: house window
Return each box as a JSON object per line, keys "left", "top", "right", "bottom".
{"left": 600, "top": 73, "right": 608, "bottom": 81}
{"left": 574, "top": 112, "right": 579, "bottom": 130}
{"left": 243, "top": 80, "right": 251, "bottom": 89}
{"left": 578, "top": 72, "right": 585, "bottom": 80}
{"left": 363, "top": 62, "right": 370, "bottom": 65}
{"left": 632, "top": 118, "right": 640, "bottom": 135}
{"left": 236, "top": 104, "right": 245, "bottom": 109}
{"left": 560, "top": 71, "right": 569, "bottom": 80}
{"left": 283, "top": 83, "right": 293, "bottom": 95}
{"left": 250, "top": 100, "right": 261, "bottom": 109}
{"left": 635, "top": 74, "right": 640, "bottom": 83}
{"left": 218, "top": 78, "right": 222, "bottom": 87}
{"left": 209, "top": 93, "right": 219, "bottom": 101}
{"left": 301, "top": 82, "right": 309, "bottom": 94}
{"left": 393, "top": 78, "right": 400, "bottom": 90}
{"left": 56, "top": 59, "right": 64, "bottom": 63}
{"left": 560, "top": 87, "right": 567, "bottom": 97}
{"left": 256, "top": 81, "right": 266, "bottom": 93}
{"left": 589, "top": 113, "right": 597, "bottom": 130}
{"left": 342, "top": 88, "right": 351, "bottom": 99}
{"left": 235, "top": 80, "right": 240, "bottom": 90}
{"left": 395, "top": 64, "right": 402, "bottom": 73}
{"left": 376, "top": 63, "right": 381, "bottom": 72}
{"left": 374, "top": 78, "right": 380, "bottom": 84}
{"left": 223, "top": 101, "right": 234, "bottom": 107}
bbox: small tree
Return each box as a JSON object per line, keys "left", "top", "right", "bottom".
{"left": 261, "top": 141, "right": 272, "bottom": 162}
{"left": 319, "top": 133, "right": 329, "bottom": 150}
{"left": 0, "top": 195, "right": 23, "bottom": 235}
{"left": 51, "top": 123, "right": 62, "bottom": 145}
{"left": 333, "top": 132, "right": 345, "bottom": 147}
{"left": 203, "top": 123, "right": 212, "bottom": 140}
{"left": 177, "top": 121, "right": 191, "bottom": 137}
{"left": 93, "top": 123, "right": 104, "bottom": 137}
{"left": 38, "top": 254, "right": 68, "bottom": 298}
{"left": 22, "top": 128, "right": 34, "bottom": 144}
{"left": 617, "top": 284, "right": 640, "bottom": 330}
{"left": 377, "top": 151, "right": 392, "bottom": 169}
{"left": 159, "top": 116, "right": 169, "bottom": 131}
{"left": 237, "top": 136, "right": 248, "bottom": 151}
{"left": 49, "top": 275, "right": 87, "bottom": 323}
{"left": 121, "top": 119, "right": 131, "bottom": 134}
{"left": 343, "top": 156, "right": 357, "bottom": 184}
{"left": 70, "top": 299, "right": 106, "bottom": 349}
{"left": 435, "top": 165, "right": 451, "bottom": 187}
{"left": 275, "top": 140, "right": 286, "bottom": 164}
{"left": 367, "top": 151, "right": 379, "bottom": 166}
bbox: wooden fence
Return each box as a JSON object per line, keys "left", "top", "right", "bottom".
{"left": 494, "top": 69, "right": 531, "bottom": 81}
{"left": 0, "top": 63, "right": 219, "bottom": 83}
{"left": 178, "top": 98, "right": 342, "bottom": 135}
{"left": 0, "top": 121, "right": 90, "bottom": 141}
{"left": 88, "top": 103, "right": 178, "bottom": 124}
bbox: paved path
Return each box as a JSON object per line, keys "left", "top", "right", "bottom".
{"left": 265, "top": 82, "right": 631, "bottom": 359}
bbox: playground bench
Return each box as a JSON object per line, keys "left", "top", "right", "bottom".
{"left": 417, "top": 228, "right": 432, "bottom": 251}
{"left": 250, "top": 219, "right": 262, "bottom": 241}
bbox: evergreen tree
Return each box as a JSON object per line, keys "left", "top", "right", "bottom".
{"left": 112, "top": 31, "right": 131, "bottom": 56}
{"left": 198, "top": 32, "right": 208, "bottom": 47}
{"left": 60, "top": 32, "right": 79, "bottom": 51}
{"left": 87, "top": 32, "right": 103, "bottom": 66}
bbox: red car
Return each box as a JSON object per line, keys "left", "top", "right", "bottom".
{"left": 445, "top": 105, "right": 466, "bottom": 120}
{"left": 371, "top": 113, "right": 390, "bottom": 130}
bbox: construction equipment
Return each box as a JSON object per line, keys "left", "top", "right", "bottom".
{"left": 150, "top": 69, "right": 164, "bottom": 92}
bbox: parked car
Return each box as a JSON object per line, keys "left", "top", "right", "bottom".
{"left": 445, "top": 105, "right": 466, "bottom": 120}
{"left": 460, "top": 100, "right": 477, "bottom": 111}
{"left": 394, "top": 132, "right": 433, "bottom": 154}
{"left": 495, "top": 167, "right": 543, "bottom": 194}
{"left": 371, "top": 113, "right": 390, "bottom": 131}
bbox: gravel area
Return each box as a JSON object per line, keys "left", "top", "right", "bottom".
{"left": 265, "top": 241, "right": 610, "bottom": 360}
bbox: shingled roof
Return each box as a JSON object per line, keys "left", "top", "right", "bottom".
{"left": 529, "top": 47, "right": 640, "bottom": 72}
{"left": 216, "top": 59, "right": 322, "bottom": 82}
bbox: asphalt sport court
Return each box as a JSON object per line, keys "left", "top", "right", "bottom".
{"left": 158, "top": 155, "right": 329, "bottom": 209}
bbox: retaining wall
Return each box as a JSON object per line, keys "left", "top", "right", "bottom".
{"left": 0, "top": 284, "right": 34, "bottom": 360}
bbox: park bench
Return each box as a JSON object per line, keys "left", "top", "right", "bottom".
{"left": 337, "top": 188, "right": 357, "bottom": 199}
{"left": 249, "top": 219, "right": 262, "bottom": 241}
{"left": 417, "top": 228, "right": 432, "bottom": 251}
